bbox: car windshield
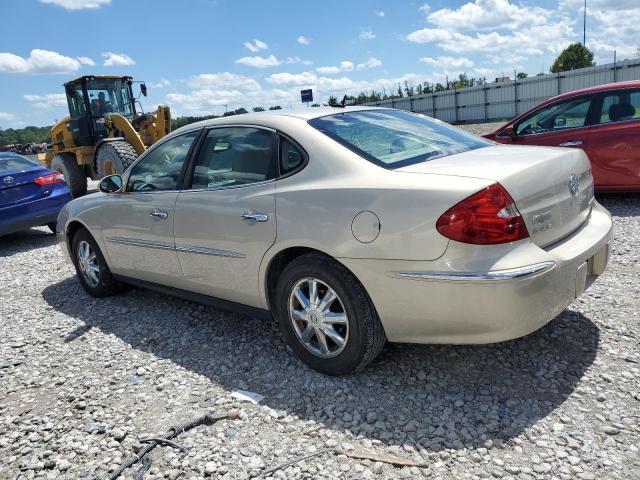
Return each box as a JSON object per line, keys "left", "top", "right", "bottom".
{"left": 0, "top": 155, "right": 36, "bottom": 173}
{"left": 309, "top": 110, "right": 491, "bottom": 168}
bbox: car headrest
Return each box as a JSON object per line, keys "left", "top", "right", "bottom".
{"left": 609, "top": 103, "right": 635, "bottom": 122}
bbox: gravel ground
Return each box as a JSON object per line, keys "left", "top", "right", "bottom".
{"left": 1, "top": 125, "right": 639, "bottom": 479}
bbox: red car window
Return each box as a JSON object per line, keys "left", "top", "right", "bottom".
{"left": 516, "top": 97, "right": 593, "bottom": 136}
{"left": 599, "top": 90, "right": 640, "bottom": 124}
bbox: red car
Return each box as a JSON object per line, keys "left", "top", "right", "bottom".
{"left": 484, "top": 81, "right": 640, "bottom": 192}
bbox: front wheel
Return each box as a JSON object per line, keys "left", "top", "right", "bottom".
{"left": 71, "top": 228, "right": 122, "bottom": 297}
{"left": 275, "top": 254, "right": 386, "bottom": 375}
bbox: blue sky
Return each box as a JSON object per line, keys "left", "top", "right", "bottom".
{"left": 1, "top": 0, "right": 637, "bottom": 128}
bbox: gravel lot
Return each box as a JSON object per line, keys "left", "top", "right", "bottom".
{"left": 1, "top": 124, "right": 639, "bottom": 479}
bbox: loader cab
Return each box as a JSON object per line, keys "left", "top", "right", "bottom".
{"left": 64, "top": 76, "right": 137, "bottom": 146}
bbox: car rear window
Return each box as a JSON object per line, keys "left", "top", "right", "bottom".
{"left": 309, "top": 109, "right": 491, "bottom": 169}
{"left": 0, "top": 155, "right": 37, "bottom": 173}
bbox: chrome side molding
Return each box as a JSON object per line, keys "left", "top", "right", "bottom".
{"left": 393, "top": 261, "right": 556, "bottom": 283}
{"left": 105, "top": 236, "right": 245, "bottom": 258}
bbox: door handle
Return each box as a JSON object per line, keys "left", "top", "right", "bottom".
{"left": 149, "top": 211, "right": 168, "bottom": 219}
{"left": 241, "top": 212, "right": 269, "bottom": 222}
{"left": 558, "top": 140, "right": 583, "bottom": 147}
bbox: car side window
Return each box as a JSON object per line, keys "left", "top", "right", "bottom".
{"left": 516, "top": 97, "right": 592, "bottom": 136}
{"left": 127, "top": 131, "right": 198, "bottom": 192}
{"left": 599, "top": 90, "right": 640, "bottom": 124}
{"left": 280, "top": 137, "right": 305, "bottom": 175}
{"left": 190, "top": 127, "right": 276, "bottom": 190}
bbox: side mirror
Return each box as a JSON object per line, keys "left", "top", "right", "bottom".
{"left": 505, "top": 125, "right": 517, "bottom": 139}
{"left": 554, "top": 117, "right": 566, "bottom": 128}
{"left": 140, "top": 83, "right": 147, "bottom": 97}
{"left": 99, "top": 174, "right": 123, "bottom": 193}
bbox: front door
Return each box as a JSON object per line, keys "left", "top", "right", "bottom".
{"left": 100, "top": 130, "right": 200, "bottom": 286}
{"left": 509, "top": 94, "right": 595, "bottom": 151}
{"left": 586, "top": 88, "right": 640, "bottom": 190}
{"left": 174, "top": 126, "right": 277, "bottom": 307}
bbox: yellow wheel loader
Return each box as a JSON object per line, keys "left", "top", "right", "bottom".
{"left": 44, "top": 75, "right": 171, "bottom": 197}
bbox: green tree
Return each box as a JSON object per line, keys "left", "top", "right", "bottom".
{"left": 252, "top": 106, "right": 265, "bottom": 112}
{"left": 327, "top": 95, "right": 338, "bottom": 107}
{"left": 551, "top": 43, "right": 594, "bottom": 73}
{"left": 311, "top": 103, "right": 320, "bottom": 107}
{"left": 516, "top": 72, "right": 528, "bottom": 79}
{"left": 269, "top": 105, "right": 282, "bottom": 110}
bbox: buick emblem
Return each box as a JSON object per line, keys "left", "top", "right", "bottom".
{"left": 568, "top": 174, "right": 580, "bottom": 197}
{"left": 3, "top": 176, "right": 14, "bottom": 185}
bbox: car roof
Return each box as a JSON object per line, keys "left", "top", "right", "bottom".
{"left": 544, "top": 80, "right": 640, "bottom": 104}
{"left": 174, "top": 106, "right": 388, "bottom": 132}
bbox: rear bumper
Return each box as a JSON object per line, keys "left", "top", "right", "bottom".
{"left": 340, "top": 201, "right": 613, "bottom": 344}
{"left": 0, "top": 188, "right": 72, "bottom": 236}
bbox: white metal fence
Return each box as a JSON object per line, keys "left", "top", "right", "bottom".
{"left": 364, "top": 58, "right": 640, "bottom": 123}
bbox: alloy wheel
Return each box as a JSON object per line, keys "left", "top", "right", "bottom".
{"left": 288, "top": 277, "right": 349, "bottom": 358}
{"left": 77, "top": 240, "right": 100, "bottom": 287}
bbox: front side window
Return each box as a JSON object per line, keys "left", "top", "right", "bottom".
{"left": 516, "top": 97, "right": 592, "bottom": 135}
{"left": 309, "top": 110, "right": 490, "bottom": 169}
{"left": 66, "top": 83, "right": 87, "bottom": 119}
{"left": 127, "top": 131, "right": 198, "bottom": 192}
{"left": 599, "top": 90, "right": 640, "bottom": 124}
{"left": 190, "top": 127, "right": 275, "bottom": 190}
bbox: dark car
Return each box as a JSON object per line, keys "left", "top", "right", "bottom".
{"left": 485, "top": 81, "right": 640, "bottom": 192}
{"left": 0, "top": 152, "right": 73, "bottom": 236}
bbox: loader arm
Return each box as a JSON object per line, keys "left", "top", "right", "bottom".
{"left": 105, "top": 114, "right": 146, "bottom": 155}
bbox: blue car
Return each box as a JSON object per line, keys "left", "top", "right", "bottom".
{"left": 0, "top": 152, "right": 73, "bottom": 236}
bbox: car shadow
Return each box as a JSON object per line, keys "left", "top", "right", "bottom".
{"left": 42, "top": 276, "right": 599, "bottom": 451}
{"left": 597, "top": 192, "right": 640, "bottom": 217}
{"left": 0, "top": 227, "right": 57, "bottom": 257}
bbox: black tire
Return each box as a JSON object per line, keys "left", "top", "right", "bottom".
{"left": 71, "top": 228, "right": 122, "bottom": 297}
{"left": 96, "top": 141, "right": 138, "bottom": 178}
{"left": 275, "top": 253, "right": 386, "bottom": 375}
{"left": 52, "top": 153, "right": 87, "bottom": 198}
{"left": 47, "top": 222, "right": 57, "bottom": 234}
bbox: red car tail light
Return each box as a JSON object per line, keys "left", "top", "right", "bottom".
{"left": 34, "top": 173, "right": 65, "bottom": 186}
{"left": 436, "top": 183, "right": 529, "bottom": 245}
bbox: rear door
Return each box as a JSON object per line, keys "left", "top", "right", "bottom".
{"left": 173, "top": 126, "right": 278, "bottom": 307}
{"left": 99, "top": 130, "right": 200, "bottom": 286}
{"left": 509, "top": 94, "right": 596, "bottom": 150}
{"left": 586, "top": 88, "right": 640, "bottom": 190}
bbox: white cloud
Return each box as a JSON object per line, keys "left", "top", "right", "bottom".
{"left": 0, "top": 112, "right": 15, "bottom": 121}
{"left": 419, "top": 3, "right": 431, "bottom": 14}
{"left": 187, "top": 72, "right": 261, "bottom": 91}
{"left": 420, "top": 56, "right": 474, "bottom": 68}
{"left": 149, "top": 78, "right": 171, "bottom": 88}
{"left": 40, "top": 0, "right": 110, "bottom": 9}
{"left": 357, "top": 57, "right": 382, "bottom": 70}
{"left": 235, "top": 54, "right": 281, "bottom": 68}
{"left": 316, "top": 66, "right": 341, "bottom": 75}
{"left": 266, "top": 71, "right": 318, "bottom": 86}
{"left": 427, "top": 0, "right": 551, "bottom": 32}
{"left": 0, "top": 49, "right": 80, "bottom": 74}
{"left": 487, "top": 53, "right": 526, "bottom": 65}
{"left": 244, "top": 39, "right": 268, "bottom": 52}
{"left": 374, "top": 10, "right": 385, "bottom": 17}
{"left": 297, "top": 36, "right": 311, "bottom": 45}
{"left": 102, "top": 52, "right": 135, "bottom": 66}
{"left": 24, "top": 93, "right": 68, "bottom": 109}
{"left": 76, "top": 56, "right": 95, "bottom": 66}
{"left": 339, "top": 61, "right": 354, "bottom": 71}
{"left": 359, "top": 30, "right": 376, "bottom": 40}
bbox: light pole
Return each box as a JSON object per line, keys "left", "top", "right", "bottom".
{"left": 583, "top": 0, "right": 587, "bottom": 46}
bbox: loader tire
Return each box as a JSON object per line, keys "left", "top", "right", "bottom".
{"left": 52, "top": 153, "right": 87, "bottom": 198}
{"left": 96, "top": 141, "right": 139, "bottom": 178}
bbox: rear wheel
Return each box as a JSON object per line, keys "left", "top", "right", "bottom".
{"left": 71, "top": 228, "right": 122, "bottom": 297}
{"left": 96, "top": 141, "right": 138, "bottom": 178}
{"left": 275, "top": 254, "right": 386, "bottom": 375}
{"left": 52, "top": 153, "right": 87, "bottom": 198}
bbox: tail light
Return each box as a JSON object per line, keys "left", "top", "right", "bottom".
{"left": 436, "top": 183, "right": 529, "bottom": 245}
{"left": 34, "top": 173, "right": 65, "bottom": 186}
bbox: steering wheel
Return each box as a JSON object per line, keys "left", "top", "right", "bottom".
{"left": 132, "top": 179, "right": 157, "bottom": 192}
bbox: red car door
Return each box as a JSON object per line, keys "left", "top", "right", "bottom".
{"left": 585, "top": 89, "right": 640, "bottom": 191}
{"left": 505, "top": 95, "right": 595, "bottom": 151}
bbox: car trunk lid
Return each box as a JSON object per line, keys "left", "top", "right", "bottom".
{"left": 396, "top": 145, "right": 594, "bottom": 248}
{"left": 0, "top": 166, "right": 52, "bottom": 206}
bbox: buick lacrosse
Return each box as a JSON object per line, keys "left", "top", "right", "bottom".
{"left": 57, "top": 107, "right": 612, "bottom": 375}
